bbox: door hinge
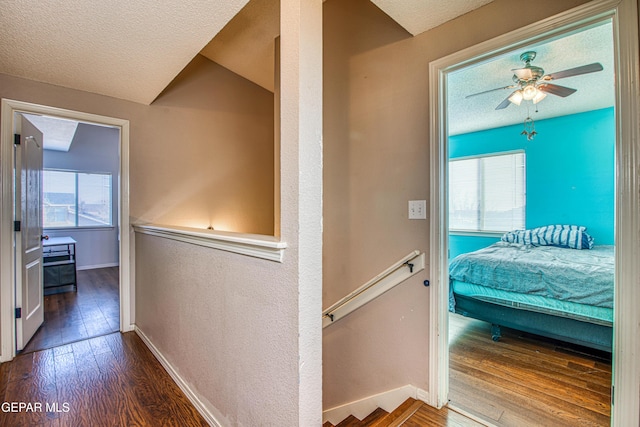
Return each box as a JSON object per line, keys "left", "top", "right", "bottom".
{"left": 15, "top": 308, "right": 22, "bottom": 319}
{"left": 14, "top": 133, "right": 20, "bottom": 145}
{"left": 14, "top": 220, "right": 21, "bottom": 232}
{"left": 611, "top": 385, "right": 614, "bottom": 404}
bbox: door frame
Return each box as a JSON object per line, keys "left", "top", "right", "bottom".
{"left": 0, "top": 99, "right": 133, "bottom": 362}
{"left": 427, "top": 0, "right": 639, "bottom": 425}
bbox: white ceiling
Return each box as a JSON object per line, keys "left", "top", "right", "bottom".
{"left": 0, "top": 0, "right": 250, "bottom": 105}
{"left": 370, "top": 0, "right": 495, "bottom": 36}
{"left": 447, "top": 22, "right": 615, "bottom": 136}
{"left": 0, "top": 0, "right": 498, "bottom": 105}
{"left": 0, "top": 0, "right": 614, "bottom": 132}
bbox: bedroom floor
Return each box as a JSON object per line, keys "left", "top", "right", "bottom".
{"left": 21, "top": 267, "right": 120, "bottom": 354}
{"left": 448, "top": 313, "right": 611, "bottom": 427}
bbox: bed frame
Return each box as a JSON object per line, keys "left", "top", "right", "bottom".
{"left": 453, "top": 293, "right": 613, "bottom": 352}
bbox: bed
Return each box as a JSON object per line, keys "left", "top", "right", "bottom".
{"left": 449, "top": 225, "right": 614, "bottom": 352}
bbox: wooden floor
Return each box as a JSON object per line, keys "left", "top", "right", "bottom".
{"left": 0, "top": 332, "right": 209, "bottom": 426}
{"left": 448, "top": 313, "right": 612, "bottom": 427}
{"left": 402, "top": 403, "right": 485, "bottom": 427}
{"left": 22, "top": 267, "right": 120, "bottom": 354}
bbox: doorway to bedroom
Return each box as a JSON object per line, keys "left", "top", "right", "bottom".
{"left": 0, "top": 99, "right": 132, "bottom": 364}
{"left": 20, "top": 114, "right": 121, "bottom": 354}
{"left": 444, "top": 20, "right": 615, "bottom": 426}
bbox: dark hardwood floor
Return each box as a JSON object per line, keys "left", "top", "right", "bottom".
{"left": 22, "top": 267, "right": 120, "bottom": 354}
{"left": 448, "top": 313, "right": 612, "bottom": 427}
{"left": 0, "top": 331, "right": 209, "bottom": 426}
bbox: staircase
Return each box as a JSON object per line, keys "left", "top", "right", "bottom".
{"left": 323, "top": 398, "right": 424, "bottom": 427}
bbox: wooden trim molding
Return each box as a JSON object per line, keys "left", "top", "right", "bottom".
{"left": 133, "top": 224, "right": 288, "bottom": 263}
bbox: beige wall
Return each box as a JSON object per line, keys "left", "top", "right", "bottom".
{"left": 0, "top": 51, "right": 285, "bottom": 423}
{"left": 137, "top": 0, "right": 324, "bottom": 424}
{"left": 135, "top": 234, "right": 300, "bottom": 425}
{"left": 322, "top": 0, "right": 590, "bottom": 409}
{"left": 1, "top": 55, "right": 274, "bottom": 237}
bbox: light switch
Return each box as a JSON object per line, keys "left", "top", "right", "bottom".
{"left": 409, "top": 200, "right": 427, "bottom": 219}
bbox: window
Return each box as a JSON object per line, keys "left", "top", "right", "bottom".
{"left": 43, "top": 170, "right": 112, "bottom": 228}
{"left": 449, "top": 151, "right": 525, "bottom": 232}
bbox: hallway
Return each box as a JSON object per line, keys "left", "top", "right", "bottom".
{"left": 0, "top": 332, "right": 208, "bottom": 426}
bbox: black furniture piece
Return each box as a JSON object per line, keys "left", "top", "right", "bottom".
{"left": 43, "top": 236, "right": 77, "bottom": 295}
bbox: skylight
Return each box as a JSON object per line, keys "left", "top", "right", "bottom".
{"left": 23, "top": 114, "right": 79, "bottom": 152}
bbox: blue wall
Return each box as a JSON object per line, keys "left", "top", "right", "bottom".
{"left": 449, "top": 107, "right": 615, "bottom": 259}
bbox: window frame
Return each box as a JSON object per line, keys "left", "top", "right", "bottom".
{"left": 448, "top": 150, "right": 526, "bottom": 234}
{"left": 43, "top": 169, "right": 114, "bottom": 230}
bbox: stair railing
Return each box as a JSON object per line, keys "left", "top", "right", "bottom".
{"left": 322, "top": 250, "right": 426, "bottom": 328}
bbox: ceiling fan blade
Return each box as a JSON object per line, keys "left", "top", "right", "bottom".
{"left": 538, "top": 83, "right": 577, "bottom": 97}
{"left": 544, "top": 63, "right": 603, "bottom": 80}
{"left": 495, "top": 93, "right": 515, "bottom": 110}
{"left": 511, "top": 67, "right": 533, "bottom": 80}
{"left": 465, "top": 85, "right": 516, "bottom": 98}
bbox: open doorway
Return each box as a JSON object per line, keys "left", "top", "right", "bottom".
{"left": 20, "top": 114, "right": 121, "bottom": 353}
{"left": 427, "top": 0, "right": 640, "bottom": 425}
{"left": 0, "top": 99, "right": 132, "bottom": 363}
{"left": 445, "top": 22, "right": 615, "bottom": 426}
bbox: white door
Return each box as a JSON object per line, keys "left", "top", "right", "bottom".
{"left": 15, "top": 114, "right": 44, "bottom": 351}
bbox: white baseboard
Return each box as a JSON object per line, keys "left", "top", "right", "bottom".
{"left": 134, "top": 326, "right": 221, "bottom": 427}
{"left": 76, "top": 262, "right": 120, "bottom": 271}
{"left": 323, "top": 384, "right": 430, "bottom": 425}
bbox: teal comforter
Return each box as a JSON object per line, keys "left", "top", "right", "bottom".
{"left": 449, "top": 242, "right": 614, "bottom": 308}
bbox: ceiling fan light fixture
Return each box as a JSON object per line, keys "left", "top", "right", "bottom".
{"left": 522, "top": 84, "right": 538, "bottom": 100}
{"left": 532, "top": 90, "right": 547, "bottom": 104}
{"left": 508, "top": 90, "right": 523, "bottom": 105}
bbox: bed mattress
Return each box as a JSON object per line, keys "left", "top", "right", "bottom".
{"left": 449, "top": 242, "right": 614, "bottom": 308}
{"left": 452, "top": 279, "right": 613, "bottom": 326}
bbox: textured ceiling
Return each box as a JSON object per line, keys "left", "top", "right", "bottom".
{"left": 0, "top": 0, "right": 250, "bottom": 105}
{"left": 447, "top": 22, "right": 615, "bottom": 136}
{"left": 0, "top": 0, "right": 499, "bottom": 104}
{"left": 371, "top": 0, "right": 495, "bottom": 35}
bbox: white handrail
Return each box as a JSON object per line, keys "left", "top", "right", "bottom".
{"left": 323, "top": 250, "right": 426, "bottom": 328}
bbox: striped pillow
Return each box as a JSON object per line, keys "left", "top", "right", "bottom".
{"left": 501, "top": 225, "right": 594, "bottom": 249}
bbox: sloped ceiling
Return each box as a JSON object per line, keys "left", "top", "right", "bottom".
{"left": 0, "top": 0, "right": 250, "bottom": 105}
{"left": 0, "top": 0, "right": 499, "bottom": 105}
{"left": 200, "top": 0, "right": 279, "bottom": 93}
{"left": 0, "top": 0, "right": 614, "bottom": 129}
{"left": 371, "top": 0, "right": 495, "bottom": 36}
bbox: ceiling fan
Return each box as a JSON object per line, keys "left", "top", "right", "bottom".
{"left": 467, "top": 51, "right": 604, "bottom": 110}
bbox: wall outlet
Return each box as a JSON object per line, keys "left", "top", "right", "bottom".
{"left": 408, "top": 200, "right": 427, "bottom": 219}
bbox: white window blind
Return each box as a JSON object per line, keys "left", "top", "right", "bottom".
{"left": 449, "top": 152, "right": 525, "bottom": 232}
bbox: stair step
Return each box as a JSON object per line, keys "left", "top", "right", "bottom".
{"left": 369, "top": 398, "right": 422, "bottom": 427}
{"left": 360, "top": 407, "right": 390, "bottom": 425}
{"left": 336, "top": 414, "right": 363, "bottom": 427}
{"left": 332, "top": 397, "right": 424, "bottom": 427}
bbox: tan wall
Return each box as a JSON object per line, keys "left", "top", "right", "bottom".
{"left": 0, "top": 53, "right": 282, "bottom": 422}
{"left": 134, "top": 234, "right": 299, "bottom": 425}
{"left": 1, "top": 54, "right": 274, "bottom": 236}
{"left": 322, "top": 0, "right": 590, "bottom": 409}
